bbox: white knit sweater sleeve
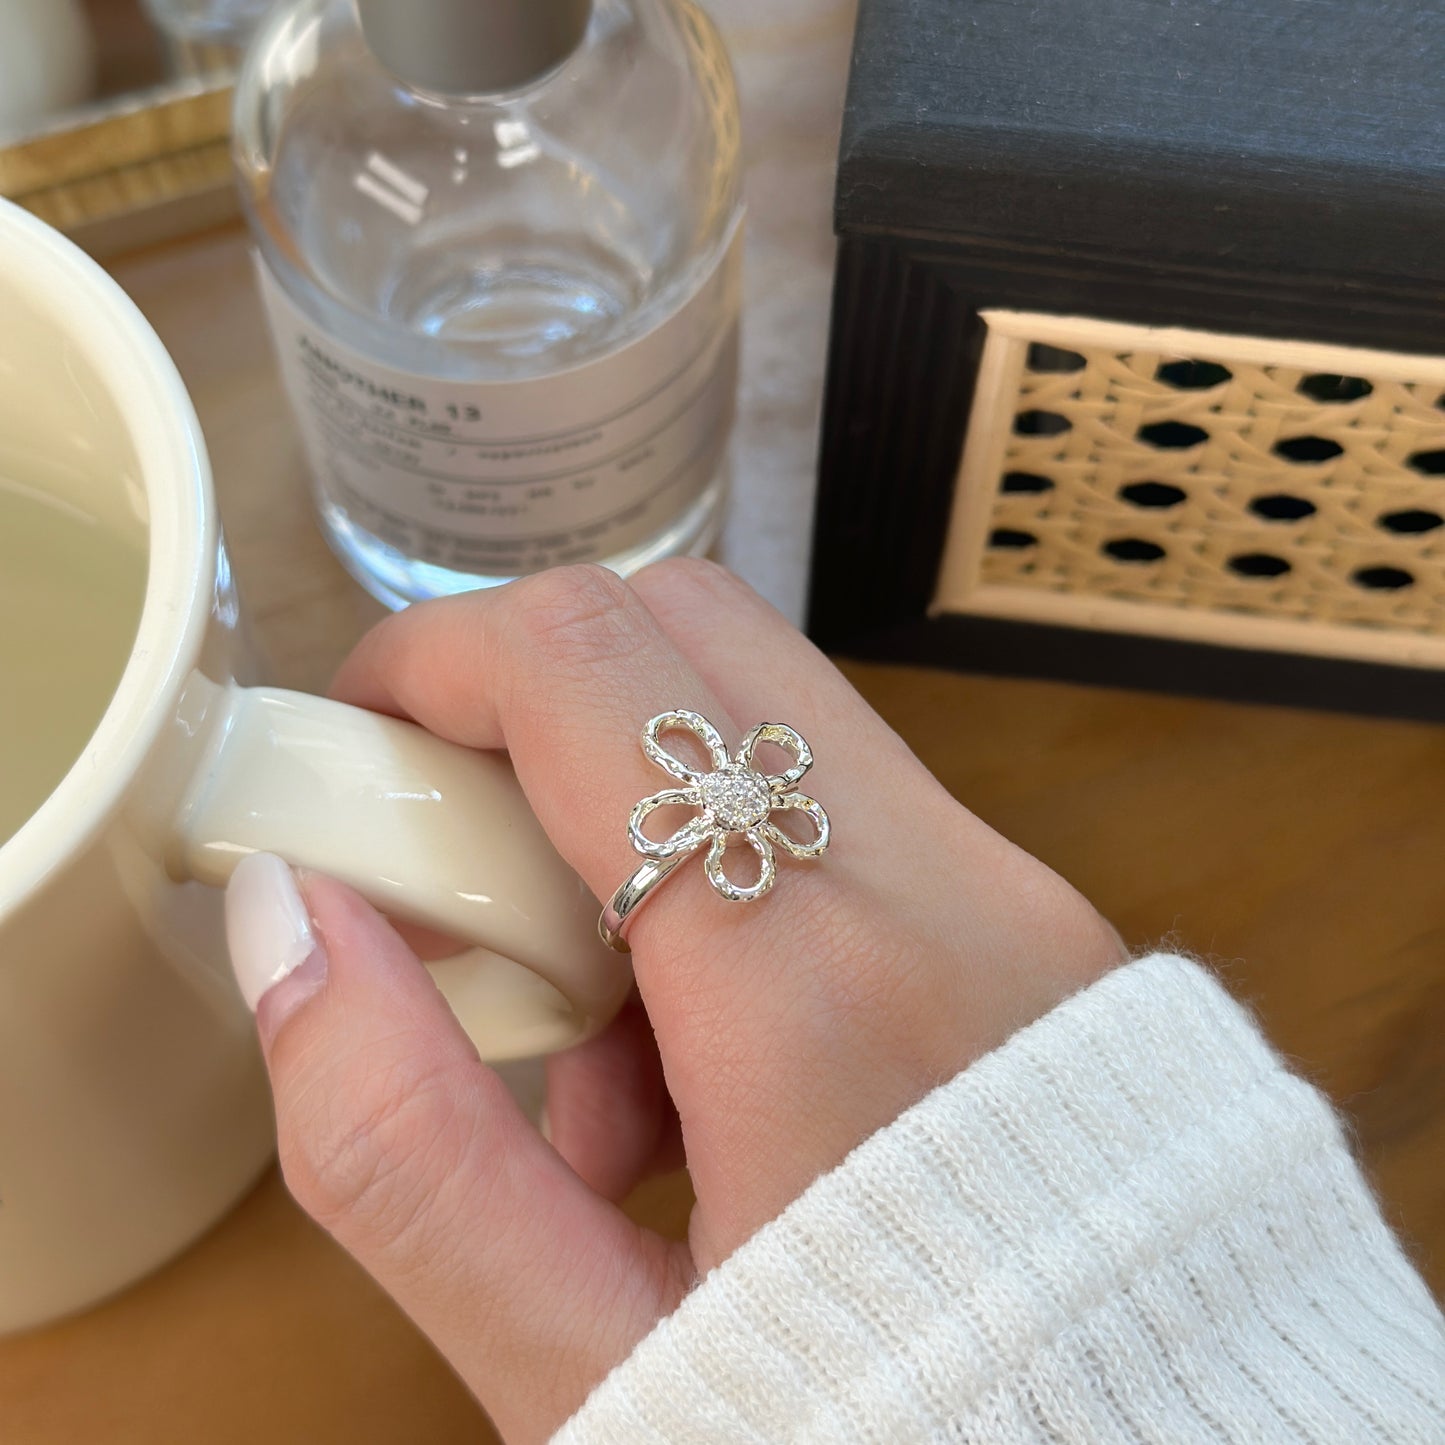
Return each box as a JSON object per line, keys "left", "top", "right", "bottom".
{"left": 554, "top": 953, "right": 1445, "bottom": 1443}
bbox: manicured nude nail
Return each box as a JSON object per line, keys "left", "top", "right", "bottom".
{"left": 225, "top": 852, "right": 322, "bottom": 1011}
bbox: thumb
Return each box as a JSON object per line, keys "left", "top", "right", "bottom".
{"left": 225, "top": 853, "right": 691, "bottom": 1443}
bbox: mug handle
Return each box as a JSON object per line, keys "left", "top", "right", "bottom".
{"left": 159, "top": 676, "right": 631, "bottom": 1060}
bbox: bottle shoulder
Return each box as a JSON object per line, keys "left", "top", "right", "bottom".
{"left": 233, "top": 0, "right": 740, "bottom": 179}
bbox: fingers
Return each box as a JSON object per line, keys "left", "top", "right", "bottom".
{"left": 545, "top": 995, "right": 683, "bottom": 1202}
{"left": 330, "top": 565, "right": 742, "bottom": 952}
{"left": 226, "top": 854, "right": 690, "bottom": 1444}
{"left": 329, "top": 562, "right": 1121, "bottom": 1266}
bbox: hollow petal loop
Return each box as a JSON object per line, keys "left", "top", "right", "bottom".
{"left": 628, "top": 789, "right": 710, "bottom": 860}
{"left": 760, "top": 793, "right": 830, "bottom": 860}
{"left": 704, "top": 830, "right": 777, "bottom": 903}
{"left": 642, "top": 710, "right": 730, "bottom": 784}
{"left": 736, "top": 722, "right": 814, "bottom": 791}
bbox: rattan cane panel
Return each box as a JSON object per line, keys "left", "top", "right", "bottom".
{"left": 936, "top": 311, "right": 1445, "bottom": 666}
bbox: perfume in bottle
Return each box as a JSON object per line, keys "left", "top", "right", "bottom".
{"left": 233, "top": 0, "right": 743, "bottom": 608}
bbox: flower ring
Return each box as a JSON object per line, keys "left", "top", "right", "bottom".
{"left": 598, "top": 710, "right": 830, "bottom": 951}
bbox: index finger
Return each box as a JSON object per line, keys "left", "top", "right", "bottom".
{"left": 332, "top": 564, "right": 753, "bottom": 954}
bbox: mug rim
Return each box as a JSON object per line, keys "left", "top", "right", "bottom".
{"left": 0, "top": 199, "right": 214, "bottom": 918}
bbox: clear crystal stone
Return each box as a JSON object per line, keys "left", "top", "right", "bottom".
{"left": 698, "top": 765, "right": 771, "bottom": 832}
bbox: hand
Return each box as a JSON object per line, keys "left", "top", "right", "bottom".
{"left": 225, "top": 560, "right": 1126, "bottom": 1443}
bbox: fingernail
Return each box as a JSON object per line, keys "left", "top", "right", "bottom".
{"left": 225, "top": 852, "right": 321, "bottom": 1011}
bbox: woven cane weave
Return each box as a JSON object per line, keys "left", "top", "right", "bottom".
{"left": 933, "top": 311, "right": 1445, "bottom": 669}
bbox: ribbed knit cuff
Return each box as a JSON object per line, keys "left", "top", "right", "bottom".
{"left": 554, "top": 954, "right": 1445, "bottom": 1444}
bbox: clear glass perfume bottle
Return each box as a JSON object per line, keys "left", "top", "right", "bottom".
{"left": 232, "top": 0, "right": 743, "bottom": 608}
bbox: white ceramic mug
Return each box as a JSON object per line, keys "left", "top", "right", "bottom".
{"left": 0, "top": 198, "right": 631, "bottom": 1333}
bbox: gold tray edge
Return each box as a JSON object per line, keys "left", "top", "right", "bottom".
{"left": 0, "top": 81, "right": 238, "bottom": 257}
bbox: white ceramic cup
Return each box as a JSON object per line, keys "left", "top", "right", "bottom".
{"left": 0, "top": 199, "right": 631, "bottom": 1334}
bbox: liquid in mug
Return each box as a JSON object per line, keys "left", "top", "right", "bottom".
{"left": 0, "top": 478, "right": 147, "bottom": 846}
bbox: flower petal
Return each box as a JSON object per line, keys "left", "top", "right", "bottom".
{"left": 629, "top": 788, "right": 711, "bottom": 860}
{"left": 760, "top": 792, "right": 830, "bottom": 859}
{"left": 642, "top": 710, "right": 729, "bottom": 784}
{"left": 704, "top": 829, "right": 776, "bottom": 902}
{"left": 735, "top": 722, "right": 813, "bottom": 790}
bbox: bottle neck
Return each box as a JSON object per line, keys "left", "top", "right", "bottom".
{"left": 355, "top": 0, "right": 592, "bottom": 98}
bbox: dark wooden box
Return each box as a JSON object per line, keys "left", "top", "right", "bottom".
{"left": 807, "top": 0, "right": 1445, "bottom": 720}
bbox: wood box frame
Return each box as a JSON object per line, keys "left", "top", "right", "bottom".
{"left": 807, "top": 232, "right": 1445, "bottom": 722}
{"left": 807, "top": 0, "right": 1445, "bottom": 722}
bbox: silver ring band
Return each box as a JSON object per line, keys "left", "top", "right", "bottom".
{"left": 598, "top": 855, "right": 686, "bottom": 952}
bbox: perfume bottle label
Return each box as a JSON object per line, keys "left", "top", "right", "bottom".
{"left": 257, "top": 218, "right": 743, "bottom": 576}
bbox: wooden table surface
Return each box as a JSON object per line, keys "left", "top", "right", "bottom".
{"left": 6, "top": 3, "right": 1445, "bottom": 1436}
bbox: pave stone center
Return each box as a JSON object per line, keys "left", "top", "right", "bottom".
{"left": 699, "top": 766, "right": 772, "bottom": 832}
